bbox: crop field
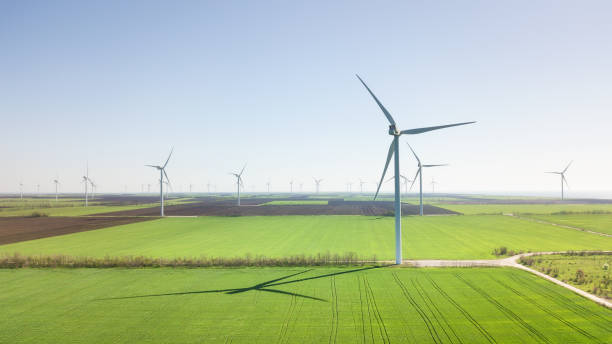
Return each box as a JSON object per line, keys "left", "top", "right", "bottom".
{"left": 435, "top": 203, "right": 612, "bottom": 215}
{"left": 0, "top": 197, "right": 195, "bottom": 217}
{"left": 524, "top": 214, "right": 612, "bottom": 235}
{"left": 2, "top": 215, "right": 610, "bottom": 260}
{"left": 520, "top": 253, "right": 612, "bottom": 300}
{"left": 0, "top": 267, "right": 610, "bottom": 343}
{"left": 263, "top": 200, "right": 329, "bottom": 205}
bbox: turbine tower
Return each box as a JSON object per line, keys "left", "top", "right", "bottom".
{"left": 266, "top": 180, "right": 271, "bottom": 193}
{"left": 230, "top": 164, "right": 246, "bottom": 206}
{"left": 546, "top": 161, "right": 572, "bottom": 200}
{"left": 431, "top": 179, "right": 437, "bottom": 193}
{"left": 145, "top": 148, "right": 173, "bottom": 216}
{"left": 90, "top": 180, "right": 97, "bottom": 201}
{"left": 19, "top": 182, "right": 23, "bottom": 200}
{"left": 313, "top": 178, "right": 323, "bottom": 193}
{"left": 407, "top": 143, "right": 447, "bottom": 216}
{"left": 357, "top": 74, "right": 474, "bottom": 264}
{"left": 289, "top": 180, "right": 294, "bottom": 193}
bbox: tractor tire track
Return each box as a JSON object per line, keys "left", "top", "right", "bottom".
{"left": 455, "top": 274, "right": 550, "bottom": 344}
{"left": 392, "top": 272, "right": 442, "bottom": 344}
{"left": 329, "top": 275, "right": 339, "bottom": 344}
{"left": 425, "top": 274, "right": 496, "bottom": 344}
{"left": 413, "top": 278, "right": 463, "bottom": 344}
{"left": 277, "top": 293, "right": 297, "bottom": 344}
{"left": 357, "top": 275, "right": 367, "bottom": 344}
{"left": 490, "top": 274, "right": 600, "bottom": 343}
{"left": 363, "top": 275, "right": 390, "bottom": 344}
{"left": 508, "top": 272, "right": 612, "bottom": 333}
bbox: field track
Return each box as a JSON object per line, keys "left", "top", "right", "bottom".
{"left": 0, "top": 217, "right": 154, "bottom": 245}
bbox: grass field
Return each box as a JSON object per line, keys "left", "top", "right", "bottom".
{"left": 520, "top": 253, "right": 612, "bottom": 300}
{"left": 525, "top": 214, "right": 612, "bottom": 235}
{"left": 435, "top": 203, "right": 612, "bottom": 215}
{"left": 2, "top": 215, "right": 610, "bottom": 260}
{"left": 263, "top": 200, "right": 329, "bottom": 205}
{"left": 0, "top": 267, "right": 610, "bottom": 343}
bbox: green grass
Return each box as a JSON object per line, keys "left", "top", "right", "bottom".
{"left": 435, "top": 203, "right": 612, "bottom": 215}
{"left": 520, "top": 253, "right": 612, "bottom": 300}
{"left": 2, "top": 215, "right": 610, "bottom": 260}
{"left": 0, "top": 267, "right": 610, "bottom": 343}
{"left": 525, "top": 214, "right": 612, "bottom": 235}
{"left": 263, "top": 200, "right": 329, "bottom": 205}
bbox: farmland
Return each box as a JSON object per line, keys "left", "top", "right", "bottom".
{"left": 2, "top": 215, "right": 610, "bottom": 260}
{"left": 0, "top": 267, "right": 610, "bottom": 343}
{"left": 435, "top": 203, "right": 612, "bottom": 215}
{"left": 524, "top": 214, "right": 612, "bottom": 235}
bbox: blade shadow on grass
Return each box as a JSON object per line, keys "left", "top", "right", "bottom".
{"left": 95, "top": 266, "right": 381, "bottom": 303}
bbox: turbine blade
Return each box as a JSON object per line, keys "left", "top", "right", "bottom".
{"left": 145, "top": 165, "right": 160, "bottom": 168}
{"left": 355, "top": 74, "right": 396, "bottom": 126}
{"left": 385, "top": 176, "right": 394, "bottom": 183}
{"left": 239, "top": 163, "right": 247, "bottom": 177}
{"left": 408, "top": 169, "right": 420, "bottom": 191}
{"left": 422, "top": 164, "right": 448, "bottom": 168}
{"left": 374, "top": 140, "right": 395, "bottom": 200}
{"left": 563, "top": 175, "right": 570, "bottom": 189}
{"left": 162, "top": 147, "right": 174, "bottom": 169}
{"left": 545, "top": 172, "right": 561, "bottom": 174}
{"left": 406, "top": 143, "right": 420, "bottom": 163}
{"left": 400, "top": 121, "right": 476, "bottom": 135}
{"left": 563, "top": 160, "right": 573, "bottom": 173}
{"left": 163, "top": 169, "right": 171, "bottom": 188}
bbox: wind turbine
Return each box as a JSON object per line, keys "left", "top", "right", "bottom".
{"left": 53, "top": 178, "right": 60, "bottom": 201}
{"left": 207, "top": 182, "right": 211, "bottom": 194}
{"left": 546, "top": 161, "right": 572, "bottom": 200}
{"left": 313, "top": 178, "right": 323, "bottom": 193}
{"left": 266, "top": 180, "right": 271, "bottom": 193}
{"left": 19, "top": 182, "right": 23, "bottom": 200}
{"left": 145, "top": 148, "right": 173, "bottom": 216}
{"left": 431, "top": 179, "right": 437, "bottom": 193}
{"left": 299, "top": 182, "right": 303, "bottom": 192}
{"left": 407, "top": 143, "right": 448, "bottom": 216}
{"left": 82, "top": 164, "right": 91, "bottom": 207}
{"left": 230, "top": 164, "right": 246, "bottom": 206}
{"left": 289, "top": 179, "right": 294, "bottom": 193}
{"left": 357, "top": 74, "right": 474, "bottom": 264}
{"left": 359, "top": 179, "right": 367, "bottom": 193}
{"left": 90, "top": 180, "right": 97, "bottom": 201}
{"left": 346, "top": 182, "right": 353, "bottom": 193}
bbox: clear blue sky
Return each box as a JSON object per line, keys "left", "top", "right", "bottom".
{"left": 2, "top": 1, "right": 611, "bottom": 196}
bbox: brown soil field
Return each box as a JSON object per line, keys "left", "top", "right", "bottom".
{"left": 100, "top": 198, "right": 457, "bottom": 217}
{"left": 0, "top": 217, "right": 154, "bottom": 245}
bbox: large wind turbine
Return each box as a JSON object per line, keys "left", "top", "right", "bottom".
{"left": 145, "top": 148, "right": 173, "bottom": 216}
{"left": 313, "top": 178, "right": 323, "bottom": 193}
{"left": 546, "top": 161, "right": 572, "bottom": 200}
{"left": 407, "top": 143, "right": 447, "bottom": 216}
{"left": 357, "top": 74, "right": 474, "bottom": 264}
{"left": 230, "top": 164, "right": 246, "bottom": 206}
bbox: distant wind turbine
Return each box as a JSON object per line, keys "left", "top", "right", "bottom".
{"left": 357, "top": 74, "right": 474, "bottom": 264}
{"left": 19, "top": 182, "right": 23, "bottom": 200}
{"left": 53, "top": 178, "right": 60, "bottom": 201}
{"left": 431, "top": 178, "right": 437, "bottom": 193}
{"left": 313, "top": 178, "right": 323, "bottom": 193}
{"left": 289, "top": 179, "right": 294, "bottom": 193}
{"left": 230, "top": 164, "right": 246, "bottom": 206}
{"left": 266, "top": 180, "right": 271, "bottom": 193}
{"left": 145, "top": 148, "right": 173, "bottom": 216}
{"left": 359, "top": 179, "right": 367, "bottom": 193}
{"left": 407, "top": 143, "right": 448, "bottom": 216}
{"left": 82, "top": 163, "right": 92, "bottom": 207}
{"left": 546, "top": 161, "right": 572, "bottom": 200}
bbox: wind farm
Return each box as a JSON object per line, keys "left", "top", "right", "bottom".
{"left": 2, "top": 2, "right": 611, "bottom": 343}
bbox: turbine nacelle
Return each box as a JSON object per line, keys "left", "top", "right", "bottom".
{"left": 388, "top": 125, "right": 399, "bottom": 136}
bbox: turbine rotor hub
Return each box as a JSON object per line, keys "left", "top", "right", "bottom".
{"left": 388, "top": 125, "right": 400, "bottom": 136}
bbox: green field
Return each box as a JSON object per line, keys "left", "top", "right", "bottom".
{"left": 435, "top": 203, "right": 612, "bottom": 215}
{"left": 263, "top": 200, "right": 329, "bottom": 205}
{"left": 2, "top": 215, "right": 610, "bottom": 260}
{"left": 520, "top": 253, "right": 612, "bottom": 299}
{"left": 525, "top": 214, "right": 612, "bottom": 235}
{"left": 0, "top": 267, "right": 610, "bottom": 343}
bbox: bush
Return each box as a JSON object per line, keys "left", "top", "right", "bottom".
{"left": 27, "top": 211, "right": 48, "bottom": 218}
